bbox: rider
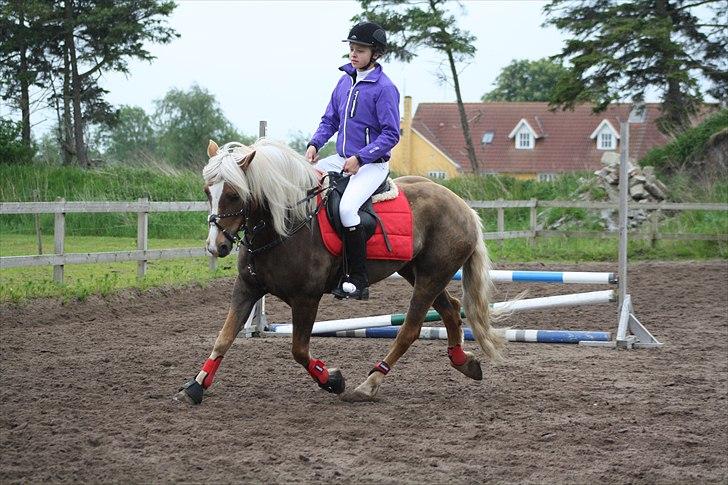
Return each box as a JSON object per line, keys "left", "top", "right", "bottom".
{"left": 306, "top": 21, "right": 401, "bottom": 301}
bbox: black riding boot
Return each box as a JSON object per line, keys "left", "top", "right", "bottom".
{"left": 332, "top": 224, "right": 369, "bottom": 300}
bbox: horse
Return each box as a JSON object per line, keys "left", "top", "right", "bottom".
{"left": 175, "top": 138, "right": 503, "bottom": 404}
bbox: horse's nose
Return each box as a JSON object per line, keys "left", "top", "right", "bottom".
{"left": 206, "top": 239, "right": 218, "bottom": 256}
{"left": 218, "top": 244, "right": 231, "bottom": 258}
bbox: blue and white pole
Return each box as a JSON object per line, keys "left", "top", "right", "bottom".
{"left": 389, "top": 270, "right": 616, "bottom": 284}
{"left": 319, "top": 327, "right": 612, "bottom": 344}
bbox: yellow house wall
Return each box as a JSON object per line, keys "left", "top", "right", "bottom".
{"left": 390, "top": 132, "right": 459, "bottom": 179}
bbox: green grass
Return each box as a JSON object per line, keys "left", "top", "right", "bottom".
{"left": 0, "top": 234, "right": 238, "bottom": 302}
{"left": 0, "top": 163, "right": 207, "bottom": 238}
{"left": 2, "top": 231, "right": 725, "bottom": 303}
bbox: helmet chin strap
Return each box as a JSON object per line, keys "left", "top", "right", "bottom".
{"left": 362, "top": 53, "right": 379, "bottom": 70}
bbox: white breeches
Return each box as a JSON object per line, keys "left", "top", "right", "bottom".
{"left": 314, "top": 154, "right": 389, "bottom": 227}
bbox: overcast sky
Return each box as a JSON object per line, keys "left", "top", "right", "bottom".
{"left": 17, "top": 1, "right": 572, "bottom": 140}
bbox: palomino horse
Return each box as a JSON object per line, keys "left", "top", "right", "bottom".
{"left": 176, "top": 139, "right": 503, "bottom": 404}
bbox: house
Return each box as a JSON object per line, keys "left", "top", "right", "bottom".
{"left": 390, "top": 98, "right": 671, "bottom": 181}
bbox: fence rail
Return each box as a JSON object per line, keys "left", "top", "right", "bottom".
{"left": 2, "top": 198, "right": 726, "bottom": 282}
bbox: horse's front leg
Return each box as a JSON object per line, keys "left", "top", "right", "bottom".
{"left": 175, "top": 277, "right": 263, "bottom": 405}
{"left": 290, "top": 298, "right": 346, "bottom": 395}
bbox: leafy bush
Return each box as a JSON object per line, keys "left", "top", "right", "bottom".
{"left": 641, "top": 109, "right": 728, "bottom": 176}
{"left": 0, "top": 118, "right": 35, "bottom": 164}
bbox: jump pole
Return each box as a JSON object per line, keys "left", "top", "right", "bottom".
{"left": 389, "top": 269, "right": 617, "bottom": 285}
{"left": 317, "top": 327, "right": 612, "bottom": 344}
{"left": 266, "top": 289, "right": 616, "bottom": 335}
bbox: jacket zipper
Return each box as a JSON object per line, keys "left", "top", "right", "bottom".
{"left": 349, "top": 90, "right": 359, "bottom": 118}
{"left": 342, "top": 77, "right": 355, "bottom": 156}
{"left": 365, "top": 127, "right": 370, "bottom": 145}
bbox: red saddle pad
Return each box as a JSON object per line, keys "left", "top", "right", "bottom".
{"left": 317, "top": 189, "right": 414, "bottom": 261}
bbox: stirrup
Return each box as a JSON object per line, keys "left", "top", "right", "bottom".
{"left": 332, "top": 282, "right": 369, "bottom": 300}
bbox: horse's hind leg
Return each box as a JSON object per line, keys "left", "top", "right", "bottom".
{"left": 343, "top": 268, "right": 450, "bottom": 402}
{"left": 175, "top": 277, "right": 263, "bottom": 405}
{"left": 432, "top": 291, "right": 483, "bottom": 380}
{"left": 290, "top": 298, "right": 346, "bottom": 395}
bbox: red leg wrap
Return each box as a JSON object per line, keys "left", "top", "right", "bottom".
{"left": 368, "top": 361, "right": 391, "bottom": 376}
{"left": 307, "top": 359, "right": 329, "bottom": 385}
{"left": 201, "top": 356, "right": 223, "bottom": 389}
{"left": 448, "top": 345, "right": 468, "bottom": 366}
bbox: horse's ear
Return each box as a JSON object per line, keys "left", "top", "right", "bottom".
{"left": 207, "top": 140, "right": 219, "bottom": 158}
{"left": 239, "top": 150, "right": 255, "bottom": 171}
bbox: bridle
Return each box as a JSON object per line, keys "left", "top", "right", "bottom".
{"left": 207, "top": 178, "right": 331, "bottom": 275}
{"left": 207, "top": 208, "right": 247, "bottom": 246}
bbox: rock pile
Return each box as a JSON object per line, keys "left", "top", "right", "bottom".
{"left": 591, "top": 152, "right": 669, "bottom": 230}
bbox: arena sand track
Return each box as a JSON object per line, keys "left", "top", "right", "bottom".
{"left": 1, "top": 261, "right": 726, "bottom": 484}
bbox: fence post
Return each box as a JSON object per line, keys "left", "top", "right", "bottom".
{"left": 137, "top": 197, "right": 149, "bottom": 279}
{"left": 33, "top": 189, "right": 43, "bottom": 255}
{"left": 529, "top": 198, "right": 538, "bottom": 247}
{"left": 618, "top": 122, "right": 630, "bottom": 309}
{"left": 497, "top": 199, "right": 504, "bottom": 248}
{"left": 247, "top": 120, "right": 269, "bottom": 334}
{"left": 53, "top": 197, "right": 65, "bottom": 284}
{"left": 649, "top": 210, "right": 659, "bottom": 249}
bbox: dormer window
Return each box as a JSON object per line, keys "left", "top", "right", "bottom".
{"left": 508, "top": 119, "right": 538, "bottom": 150}
{"left": 517, "top": 131, "right": 532, "bottom": 149}
{"left": 599, "top": 132, "right": 615, "bottom": 150}
{"left": 590, "top": 119, "right": 619, "bottom": 151}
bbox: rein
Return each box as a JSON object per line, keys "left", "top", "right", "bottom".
{"left": 208, "top": 176, "right": 331, "bottom": 277}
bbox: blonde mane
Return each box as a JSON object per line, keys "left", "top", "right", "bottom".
{"left": 202, "top": 138, "right": 320, "bottom": 237}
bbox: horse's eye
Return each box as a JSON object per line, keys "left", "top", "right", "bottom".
{"left": 226, "top": 193, "right": 240, "bottom": 202}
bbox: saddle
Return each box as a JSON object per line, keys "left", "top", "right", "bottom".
{"left": 324, "top": 171, "right": 393, "bottom": 251}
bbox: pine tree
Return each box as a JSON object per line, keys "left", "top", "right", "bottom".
{"left": 544, "top": 0, "right": 727, "bottom": 135}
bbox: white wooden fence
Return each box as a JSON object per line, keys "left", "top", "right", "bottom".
{"left": 2, "top": 198, "right": 726, "bottom": 284}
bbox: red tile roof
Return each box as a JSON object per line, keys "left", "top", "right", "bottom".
{"left": 411, "top": 102, "right": 672, "bottom": 174}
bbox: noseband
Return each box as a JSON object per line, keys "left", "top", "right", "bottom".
{"left": 208, "top": 208, "right": 247, "bottom": 245}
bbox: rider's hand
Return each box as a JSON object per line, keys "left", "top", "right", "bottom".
{"left": 343, "top": 155, "right": 361, "bottom": 174}
{"left": 305, "top": 145, "right": 318, "bottom": 163}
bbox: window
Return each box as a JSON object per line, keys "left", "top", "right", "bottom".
{"left": 482, "top": 131, "right": 494, "bottom": 144}
{"left": 590, "top": 120, "right": 619, "bottom": 150}
{"left": 427, "top": 171, "right": 446, "bottom": 180}
{"left": 598, "top": 131, "right": 615, "bottom": 150}
{"left": 517, "top": 130, "right": 533, "bottom": 149}
{"left": 538, "top": 173, "right": 556, "bottom": 182}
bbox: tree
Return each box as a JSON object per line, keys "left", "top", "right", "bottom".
{"left": 59, "top": 0, "right": 178, "bottom": 166}
{"left": 153, "top": 85, "right": 254, "bottom": 167}
{"left": 0, "top": 0, "right": 55, "bottom": 149}
{"left": 482, "top": 58, "right": 570, "bottom": 102}
{"left": 0, "top": 0, "right": 178, "bottom": 166}
{"left": 354, "top": 0, "right": 482, "bottom": 172}
{"left": 101, "top": 105, "right": 155, "bottom": 163}
{"left": 544, "top": 0, "right": 728, "bottom": 135}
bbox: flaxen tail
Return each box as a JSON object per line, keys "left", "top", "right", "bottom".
{"left": 461, "top": 209, "right": 505, "bottom": 362}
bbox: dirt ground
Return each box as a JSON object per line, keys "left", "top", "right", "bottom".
{"left": 1, "top": 260, "right": 727, "bottom": 484}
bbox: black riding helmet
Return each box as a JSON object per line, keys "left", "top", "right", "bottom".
{"left": 343, "top": 21, "right": 387, "bottom": 54}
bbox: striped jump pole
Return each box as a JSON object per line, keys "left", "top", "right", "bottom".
{"left": 320, "top": 327, "right": 612, "bottom": 344}
{"left": 267, "top": 289, "right": 616, "bottom": 335}
{"left": 389, "top": 269, "right": 616, "bottom": 284}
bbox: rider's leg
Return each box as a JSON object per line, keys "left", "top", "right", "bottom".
{"left": 313, "top": 154, "right": 345, "bottom": 173}
{"left": 334, "top": 161, "right": 389, "bottom": 300}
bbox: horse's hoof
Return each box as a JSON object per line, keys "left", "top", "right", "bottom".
{"left": 340, "top": 389, "right": 378, "bottom": 403}
{"left": 174, "top": 379, "right": 204, "bottom": 405}
{"left": 451, "top": 353, "right": 483, "bottom": 381}
{"left": 318, "top": 368, "right": 346, "bottom": 394}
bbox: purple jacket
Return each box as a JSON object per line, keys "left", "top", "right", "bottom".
{"left": 309, "top": 63, "right": 400, "bottom": 164}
